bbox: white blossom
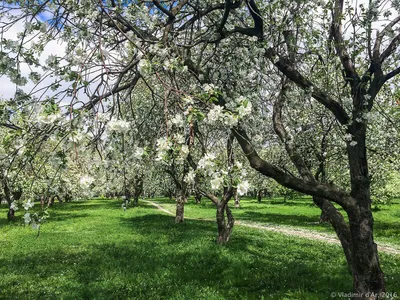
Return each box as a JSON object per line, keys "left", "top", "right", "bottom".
{"left": 237, "top": 101, "right": 252, "bottom": 118}
{"left": 22, "top": 200, "right": 35, "bottom": 210}
{"left": 97, "top": 112, "right": 110, "bottom": 122}
{"left": 23, "top": 213, "right": 31, "bottom": 224}
{"left": 80, "top": 175, "right": 95, "bottom": 188}
{"left": 237, "top": 180, "right": 250, "bottom": 196}
{"left": 138, "top": 59, "right": 151, "bottom": 74}
{"left": 223, "top": 113, "right": 238, "bottom": 127}
{"left": 107, "top": 118, "right": 130, "bottom": 133}
{"left": 203, "top": 84, "right": 217, "bottom": 93}
{"left": 134, "top": 147, "right": 145, "bottom": 159}
{"left": 38, "top": 112, "right": 62, "bottom": 125}
{"left": 69, "top": 131, "right": 86, "bottom": 144}
{"left": 171, "top": 114, "right": 185, "bottom": 127}
{"left": 350, "top": 141, "right": 358, "bottom": 147}
{"left": 207, "top": 105, "right": 224, "bottom": 124}
{"left": 211, "top": 175, "right": 224, "bottom": 190}
{"left": 182, "top": 95, "right": 194, "bottom": 105}
{"left": 235, "top": 161, "right": 243, "bottom": 169}
{"left": 344, "top": 133, "right": 353, "bottom": 142}
{"left": 198, "top": 153, "right": 216, "bottom": 171}
{"left": 184, "top": 170, "right": 196, "bottom": 184}
{"left": 10, "top": 201, "right": 18, "bottom": 211}
{"left": 180, "top": 145, "right": 189, "bottom": 158}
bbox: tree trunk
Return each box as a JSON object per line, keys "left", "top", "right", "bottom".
{"left": 257, "top": 190, "right": 262, "bottom": 203}
{"left": 234, "top": 192, "right": 240, "bottom": 208}
{"left": 194, "top": 191, "right": 202, "bottom": 204}
{"left": 319, "top": 210, "right": 330, "bottom": 223}
{"left": 348, "top": 210, "right": 385, "bottom": 296}
{"left": 7, "top": 208, "right": 15, "bottom": 221}
{"left": 313, "top": 196, "right": 354, "bottom": 272}
{"left": 216, "top": 203, "right": 235, "bottom": 244}
{"left": 346, "top": 121, "right": 385, "bottom": 295}
{"left": 175, "top": 195, "right": 186, "bottom": 223}
{"left": 133, "top": 196, "right": 139, "bottom": 207}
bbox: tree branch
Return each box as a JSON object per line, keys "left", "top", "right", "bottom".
{"left": 265, "top": 48, "right": 350, "bottom": 125}
{"left": 232, "top": 124, "right": 357, "bottom": 210}
{"left": 331, "top": 0, "right": 359, "bottom": 82}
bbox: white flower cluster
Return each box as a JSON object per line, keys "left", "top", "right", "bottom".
{"left": 198, "top": 153, "right": 216, "bottom": 174}
{"left": 138, "top": 59, "right": 151, "bottom": 75}
{"left": 38, "top": 112, "right": 63, "bottom": 125}
{"left": 184, "top": 169, "right": 196, "bottom": 184}
{"left": 23, "top": 213, "right": 31, "bottom": 224}
{"left": 344, "top": 133, "right": 357, "bottom": 147}
{"left": 134, "top": 147, "right": 145, "bottom": 159}
{"left": 179, "top": 145, "right": 189, "bottom": 159}
{"left": 69, "top": 131, "right": 86, "bottom": 144}
{"left": 211, "top": 175, "right": 224, "bottom": 190}
{"left": 107, "top": 118, "right": 130, "bottom": 133}
{"left": 182, "top": 95, "right": 194, "bottom": 105}
{"left": 22, "top": 199, "right": 35, "bottom": 210}
{"left": 173, "top": 133, "right": 185, "bottom": 145}
{"left": 10, "top": 201, "right": 18, "bottom": 211}
{"left": 97, "top": 112, "right": 110, "bottom": 122}
{"left": 237, "top": 101, "right": 252, "bottom": 118}
{"left": 203, "top": 84, "right": 217, "bottom": 93}
{"left": 155, "top": 137, "right": 172, "bottom": 161}
{"left": 237, "top": 180, "right": 250, "bottom": 196}
{"left": 80, "top": 175, "right": 95, "bottom": 188}
{"left": 206, "top": 105, "right": 238, "bottom": 127}
{"left": 170, "top": 114, "right": 185, "bottom": 127}
{"left": 235, "top": 96, "right": 252, "bottom": 118}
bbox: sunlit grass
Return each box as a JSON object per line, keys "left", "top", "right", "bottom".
{"left": 0, "top": 199, "right": 399, "bottom": 299}
{"left": 154, "top": 197, "right": 400, "bottom": 247}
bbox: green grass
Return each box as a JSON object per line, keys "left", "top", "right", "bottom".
{"left": 0, "top": 199, "right": 399, "bottom": 299}
{"left": 153, "top": 197, "right": 400, "bottom": 248}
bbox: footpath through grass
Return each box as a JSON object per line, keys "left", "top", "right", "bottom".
{"left": 0, "top": 198, "right": 399, "bottom": 299}
{"left": 153, "top": 197, "right": 400, "bottom": 248}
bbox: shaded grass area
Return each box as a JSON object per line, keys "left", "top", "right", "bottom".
{"left": 0, "top": 199, "right": 399, "bottom": 299}
{"left": 154, "top": 197, "right": 400, "bottom": 247}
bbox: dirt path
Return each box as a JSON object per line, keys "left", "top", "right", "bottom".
{"left": 142, "top": 200, "right": 400, "bottom": 256}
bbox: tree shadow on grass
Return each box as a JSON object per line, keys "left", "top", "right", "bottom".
{"left": 1, "top": 212, "right": 399, "bottom": 299}
{"left": 236, "top": 211, "right": 324, "bottom": 227}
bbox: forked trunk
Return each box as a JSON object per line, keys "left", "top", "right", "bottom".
{"left": 175, "top": 195, "right": 185, "bottom": 223}
{"left": 216, "top": 203, "right": 234, "bottom": 244}
{"left": 319, "top": 210, "right": 330, "bottom": 223}
{"left": 313, "top": 196, "right": 354, "bottom": 271}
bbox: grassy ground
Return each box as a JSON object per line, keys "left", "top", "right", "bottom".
{"left": 0, "top": 199, "right": 399, "bottom": 299}
{"left": 153, "top": 197, "right": 400, "bottom": 248}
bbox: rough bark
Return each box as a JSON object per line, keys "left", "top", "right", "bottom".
{"left": 175, "top": 194, "right": 186, "bottom": 223}
{"left": 346, "top": 120, "right": 385, "bottom": 295}
{"left": 216, "top": 202, "right": 235, "bottom": 244}
{"left": 234, "top": 192, "right": 240, "bottom": 208}
{"left": 257, "top": 189, "right": 262, "bottom": 203}
{"left": 319, "top": 210, "right": 330, "bottom": 223}
{"left": 194, "top": 191, "right": 202, "bottom": 204}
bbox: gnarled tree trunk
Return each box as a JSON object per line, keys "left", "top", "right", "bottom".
{"left": 234, "top": 192, "right": 240, "bottom": 208}
{"left": 216, "top": 202, "right": 234, "bottom": 244}
{"left": 194, "top": 190, "right": 202, "bottom": 204}
{"left": 319, "top": 210, "right": 330, "bottom": 223}
{"left": 257, "top": 189, "right": 262, "bottom": 203}
{"left": 175, "top": 193, "right": 186, "bottom": 223}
